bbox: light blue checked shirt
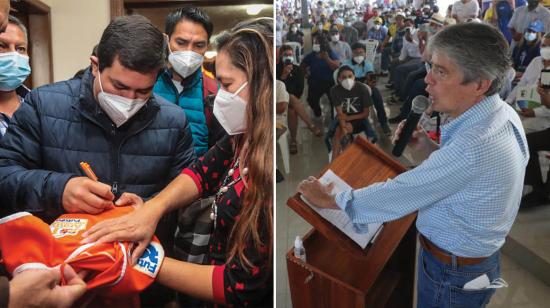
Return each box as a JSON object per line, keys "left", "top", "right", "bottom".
{"left": 335, "top": 94, "right": 529, "bottom": 257}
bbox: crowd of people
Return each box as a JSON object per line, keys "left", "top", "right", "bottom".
{"left": 0, "top": 1, "right": 272, "bottom": 306}
{"left": 276, "top": 0, "right": 550, "bottom": 208}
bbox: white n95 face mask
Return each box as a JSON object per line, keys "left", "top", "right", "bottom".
{"left": 541, "top": 47, "right": 550, "bottom": 60}
{"left": 96, "top": 70, "right": 148, "bottom": 127}
{"left": 213, "top": 82, "right": 248, "bottom": 135}
{"left": 341, "top": 77, "right": 355, "bottom": 91}
{"left": 168, "top": 50, "right": 204, "bottom": 78}
{"left": 312, "top": 44, "right": 321, "bottom": 52}
{"left": 353, "top": 56, "right": 365, "bottom": 64}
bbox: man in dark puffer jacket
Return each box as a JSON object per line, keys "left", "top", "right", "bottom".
{"left": 0, "top": 15, "right": 195, "bottom": 258}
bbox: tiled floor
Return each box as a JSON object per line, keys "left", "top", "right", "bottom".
{"left": 275, "top": 79, "right": 550, "bottom": 307}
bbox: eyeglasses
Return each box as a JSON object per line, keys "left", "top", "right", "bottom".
{"left": 425, "top": 61, "right": 448, "bottom": 80}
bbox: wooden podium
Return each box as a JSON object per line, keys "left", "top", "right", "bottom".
{"left": 286, "top": 137, "right": 417, "bottom": 307}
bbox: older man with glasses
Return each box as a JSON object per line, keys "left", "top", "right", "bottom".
{"left": 300, "top": 23, "right": 527, "bottom": 308}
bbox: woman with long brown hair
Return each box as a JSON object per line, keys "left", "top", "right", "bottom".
{"left": 82, "top": 17, "right": 273, "bottom": 306}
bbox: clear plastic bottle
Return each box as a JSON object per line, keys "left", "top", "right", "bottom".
{"left": 294, "top": 235, "right": 307, "bottom": 262}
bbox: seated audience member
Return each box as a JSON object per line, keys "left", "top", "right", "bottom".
{"left": 398, "top": 27, "right": 422, "bottom": 64}
{"left": 153, "top": 6, "right": 220, "bottom": 156}
{"left": 328, "top": 24, "right": 352, "bottom": 61}
{"left": 276, "top": 80, "right": 289, "bottom": 183}
{"left": 342, "top": 43, "right": 391, "bottom": 135}
{"left": 380, "top": 12, "right": 406, "bottom": 76}
{"left": 0, "top": 15, "right": 195, "bottom": 283}
{"left": 285, "top": 22, "right": 304, "bottom": 46}
{"left": 365, "top": 17, "right": 388, "bottom": 49}
{"left": 326, "top": 65, "right": 377, "bottom": 157}
{"left": 508, "top": 0, "right": 550, "bottom": 50}
{"left": 275, "top": 80, "right": 289, "bottom": 141}
{"left": 506, "top": 32, "right": 550, "bottom": 105}
{"left": 342, "top": 17, "right": 359, "bottom": 46}
{"left": 277, "top": 45, "right": 321, "bottom": 155}
{"left": 512, "top": 20, "right": 543, "bottom": 74}
{"left": 301, "top": 32, "right": 339, "bottom": 118}
{"left": 521, "top": 82, "right": 550, "bottom": 207}
{"left": 342, "top": 42, "right": 374, "bottom": 81}
{"left": 451, "top": 0, "right": 480, "bottom": 23}
{"left": 388, "top": 26, "right": 422, "bottom": 92}
{"left": 0, "top": 16, "right": 30, "bottom": 137}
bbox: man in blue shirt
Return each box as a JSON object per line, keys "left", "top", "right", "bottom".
{"left": 299, "top": 23, "right": 528, "bottom": 308}
{"left": 301, "top": 32, "right": 340, "bottom": 117}
{"left": 341, "top": 42, "right": 391, "bottom": 135}
{"left": 153, "top": 6, "right": 219, "bottom": 156}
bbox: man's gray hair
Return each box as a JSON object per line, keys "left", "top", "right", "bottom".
{"left": 427, "top": 23, "right": 511, "bottom": 96}
{"left": 8, "top": 15, "right": 27, "bottom": 42}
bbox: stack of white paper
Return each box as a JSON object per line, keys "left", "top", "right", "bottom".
{"left": 300, "top": 170, "right": 383, "bottom": 249}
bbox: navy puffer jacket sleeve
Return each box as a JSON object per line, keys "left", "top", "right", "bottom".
{"left": 0, "top": 90, "right": 73, "bottom": 219}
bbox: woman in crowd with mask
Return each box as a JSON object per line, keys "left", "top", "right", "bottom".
{"left": 0, "top": 16, "right": 30, "bottom": 137}
{"left": 512, "top": 20, "right": 543, "bottom": 76}
{"left": 506, "top": 32, "right": 550, "bottom": 112}
{"left": 83, "top": 18, "right": 273, "bottom": 306}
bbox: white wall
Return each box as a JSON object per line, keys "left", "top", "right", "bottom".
{"left": 41, "top": 0, "right": 110, "bottom": 82}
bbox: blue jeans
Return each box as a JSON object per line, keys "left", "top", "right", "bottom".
{"left": 417, "top": 246, "right": 500, "bottom": 308}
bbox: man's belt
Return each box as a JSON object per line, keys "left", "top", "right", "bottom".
{"left": 419, "top": 234, "right": 487, "bottom": 266}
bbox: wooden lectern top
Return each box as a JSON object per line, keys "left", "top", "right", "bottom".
{"left": 287, "top": 136, "right": 416, "bottom": 259}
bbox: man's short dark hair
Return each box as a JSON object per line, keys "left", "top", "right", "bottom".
{"left": 280, "top": 44, "right": 293, "bottom": 54}
{"left": 337, "top": 65, "right": 354, "bottom": 78}
{"left": 97, "top": 15, "right": 165, "bottom": 74}
{"left": 165, "top": 6, "right": 213, "bottom": 41}
{"left": 351, "top": 42, "right": 366, "bottom": 51}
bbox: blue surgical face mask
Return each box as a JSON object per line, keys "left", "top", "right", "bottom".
{"left": 0, "top": 52, "right": 31, "bottom": 91}
{"left": 524, "top": 32, "right": 537, "bottom": 42}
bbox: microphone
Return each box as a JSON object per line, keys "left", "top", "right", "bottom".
{"left": 392, "top": 95, "right": 431, "bottom": 157}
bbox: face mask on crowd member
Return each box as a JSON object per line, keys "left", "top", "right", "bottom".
{"left": 353, "top": 55, "right": 365, "bottom": 64}
{"left": 281, "top": 48, "right": 294, "bottom": 65}
{"left": 168, "top": 46, "right": 204, "bottom": 79}
{"left": 213, "top": 50, "right": 250, "bottom": 135}
{"left": 312, "top": 43, "right": 321, "bottom": 52}
{"left": 352, "top": 46, "right": 366, "bottom": 64}
{"left": 524, "top": 20, "right": 543, "bottom": 43}
{"left": 316, "top": 22, "right": 324, "bottom": 31}
{"left": 338, "top": 68, "right": 355, "bottom": 91}
{"left": 91, "top": 56, "right": 157, "bottom": 127}
{"left": 96, "top": 69, "right": 148, "bottom": 127}
{"left": 166, "top": 17, "right": 209, "bottom": 79}
{"left": 213, "top": 82, "right": 248, "bottom": 135}
{"left": 290, "top": 25, "right": 298, "bottom": 33}
{"left": 0, "top": 52, "right": 29, "bottom": 91}
{"left": 525, "top": 31, "right": 537, "bottom": 42}
{"left": 0, "top": 19, "right": 30, "bottom": 91}
{"left": 540, "top": 38, "right": 550, "bottom": 60}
